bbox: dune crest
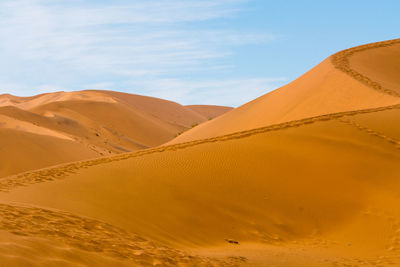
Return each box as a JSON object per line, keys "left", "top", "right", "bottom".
{"left": 170, "top": 38, "right": 400, "bottom": 144}
{"left": 0, "top": 91, "right": 117, "bottom": 110}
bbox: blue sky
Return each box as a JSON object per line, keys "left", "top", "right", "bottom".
{"left": 0, "top": 0, "right": 399, "bottom": 107}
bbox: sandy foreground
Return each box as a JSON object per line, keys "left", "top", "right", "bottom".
{"left": 0, "top": 39, "right": 399, "bottom": 266}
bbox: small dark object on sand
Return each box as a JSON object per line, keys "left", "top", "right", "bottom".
{"left": 225, "top": 239, "right": 239, "bottom": 245}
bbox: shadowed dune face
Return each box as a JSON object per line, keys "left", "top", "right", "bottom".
{"left": 169, "top": 39, "right": 400, "bottom": 144}
{"left": 0, "top": 91, "right": 231, "bottom": 178}
{"left": 93, "top": 90, "right": 210, "bottom": 128}
{"left": 31, "top": 100, "right": 184, "bottom": 148}
{"left": 0, "top": 105, "right": 399, "bottom": 265}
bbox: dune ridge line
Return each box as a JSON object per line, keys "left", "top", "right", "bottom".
{"left": 331, "top": 38, "right": 400, "bottom": 97}
{"left": 2, "top": 39, "right": 400, "bottom": 192}
{"left": 1, "top": 103, "right": 399, "bottom": 192}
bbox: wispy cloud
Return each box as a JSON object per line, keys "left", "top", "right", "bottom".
{"left": 0, "top": 0, "right": 281, "bottom": 106}
{"left": 128, "top": 77, "right": 287, "bottom": 107}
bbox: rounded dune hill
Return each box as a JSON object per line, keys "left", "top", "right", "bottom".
{"left": 169, "top": 38, "right": 400, "bottom": 144}
{"left": 0, "top": 90, "right": 231, "bottom": 178}
{"left": 0, "top": 39, "right": 399, "bottom": 266}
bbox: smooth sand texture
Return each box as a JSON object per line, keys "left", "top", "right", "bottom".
{"left": 0, "top": 91, "right": 230, "bottom": 178}
{"left": 170, "top": 39, "right": 400, "bottom": 144}
{"left": 0, "top": 128, "right": 99, "bottom": 178}
{"left": 0, "top": 39, "right": 398, "bottom": 266}
{"left": 0, "top": 91, "right": 117, "bottom": 110}
{"left": 94, "top": 90, "right": 211, "bottom": 128}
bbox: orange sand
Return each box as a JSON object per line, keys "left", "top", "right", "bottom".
{"left": 0, "top": 91, "right": 230, "bottom": 178}
{"left": 170, "top": 40, "right": 400, "bottom": 144}
{"left": 0, "top": 39, "right": 399, "bottom": 266}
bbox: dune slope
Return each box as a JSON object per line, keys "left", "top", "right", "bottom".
{"left": 0, "top": 39, "right": 399, "bottom": 266}
{"left": 170, "top": 39, "right": 400, "bottom": 144}
{"left": 0, "top": 91, "right": 231, "bottom": 177}
{"left": 0, "top": 128, "right": 98, "bottom": 178}
{"left": 93, "top": 90, "right": 211, "bottom": 128}
{"left": 0, "top": 103, "right": 399, "bottom": 266}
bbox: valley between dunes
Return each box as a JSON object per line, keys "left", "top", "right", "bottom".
{"left": 0, "top": 90, "right": 232, "bottom": 178}
{"left": 0, "top": 39, "right": 399, "bottom": 266}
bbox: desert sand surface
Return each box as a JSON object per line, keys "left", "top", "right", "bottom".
{"left": 0, "top": 90, "right": 230, "bottom": 178}
{"left": 1, "top": 103, "right": 399, "bottom": 266}
{"left": 0, "top": 39, "right": 398, "bottom": 266}
{"left": 170, "top": 39, "right": 400, "bottom": 144}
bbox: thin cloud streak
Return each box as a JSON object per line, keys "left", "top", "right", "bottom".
{"left": 0, "top": 0, "right": 281, "bottom": 106}
{"left": 114, "top": 77, "right": 287, "bottom": 107}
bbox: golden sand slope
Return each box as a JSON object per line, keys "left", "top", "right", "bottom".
{"left": 94, "top": 90, "right": 211, "bottom": 128}
{"left": 0, "top": 104, "right": 399, "bottom": 266}
{"left": 0, "top": 91, "right": 231, "bottom": 178}
{"left": 170, "top": 39, "right": 400, "bottom": 144}
{"left": 0, "top": 128, "right": 98, "bottom": 178}
{"left": 0, "top": 91, "right": 117, "bottom": 110}
{"left": 0, "top": 39, "right": 399, "bottom": 266}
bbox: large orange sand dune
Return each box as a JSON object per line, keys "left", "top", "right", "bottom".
{"left": 170, "top": 39, "right": 400, "bottom": 144}
{"left": 0, "top": 39, "right": 398, "bottom": 266}
{"left": 0, "top": 103, "right": 399, "bottom": 266}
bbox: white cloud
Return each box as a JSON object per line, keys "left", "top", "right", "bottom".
{"left": 0, "top": 0, "right": 281, "bottom": 106}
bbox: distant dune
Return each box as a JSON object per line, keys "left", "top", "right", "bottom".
{"left": 0, "top": 39, "right": 399, "bottom": 266}
{"left": 185, "top": 105, "right": 233, "bottom": 120}
{"left": 0, "top": 90, "right": 230, "bottom": 177}
{"left": 170, "top": 39, "right": 400, "bottom": 144}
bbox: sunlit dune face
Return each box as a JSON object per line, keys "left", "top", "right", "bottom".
{"left": 0, "top": 114, "right": 73, "bottom": 140}
{"left": 349, "top": 42, "right": 400, "bottom": 95}
{"left": 169, "top": 40, "right": 400, "bottom": 144}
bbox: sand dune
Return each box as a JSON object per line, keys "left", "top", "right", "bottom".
{"left": 0, "top": 91, "right": 230, "bottom": 177}
{"left": 185, "top": 105, "right": 233, "bottom": 120}
{"left": 170, "top": 39, "right": 400, "bottom": 144}
{"left": 0, "top": 103, "right": 399, "bottom": 266}
{"left": 0, "top": 91, "right": 117, "bottom": 110}
{"left": 94, "top": 90, "right": 211, "bottom": 128}
{"left": 0, "top": 128, "right": 98, "bottom": 178}
{"left": 0, "top": 39, "right": 399, "bottom": 266}
{"left": 0, "top": 114, "right": 73, "bottom": 140}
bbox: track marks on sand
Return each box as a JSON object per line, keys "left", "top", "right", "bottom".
{"left": 0, "top": 203, "right": 245, "bottom": 266}
{"left": 1, "top": 103, "right": 400, "bottom": 192}
{"left": 339, "top": 118, "right": 400, "bottom": 149}
{"left": 2, "top": 39, "right": 400, "bottom": 193}
{"left": 331, "top": 38, "right": 400, "bottom": 97}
